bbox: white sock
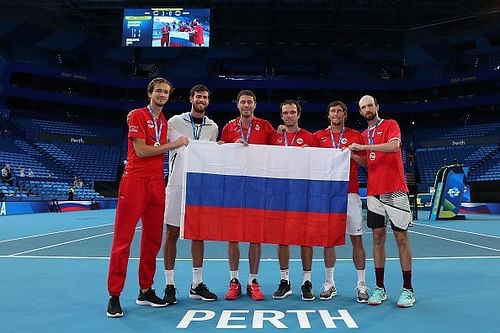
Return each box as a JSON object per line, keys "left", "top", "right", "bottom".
{"left": 280, "top": 269, "right": 290, "bottom": 281}
{"left": 165, "top": 269, "right": 175, "bottom": 286}
{"left": 303, "top": 270, "right": 312, "bottom": 284}
{"left": 356, "top": 269, "right": 366, "bottom": 286}
{"left": 230, "top": 270, "right": 239, "bottom": 281}
{"left": 325, "top": 267, "right": 335, "bottom": 286}
{"left": 192, "top": 267, "right": 203, "bottom": 288}
{"left": 249, "top": 273, "right": 258, "bottom": 285}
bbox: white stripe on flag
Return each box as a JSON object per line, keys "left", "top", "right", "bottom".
{"left": 184, "top": 141, "right": 350, "bottom": 182}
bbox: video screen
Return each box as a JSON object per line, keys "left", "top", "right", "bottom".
{"left": 122, "top": 8, "right": 210, "bottom": 47}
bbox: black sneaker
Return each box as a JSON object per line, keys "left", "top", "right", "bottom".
{"left": 272, "top": 279, "right": 292, "bottom": 299}
{"left": 189, "top": 283, "right": 218, "bottom": 301}
{"left": 106, "top": 296, "right": 123, "bottom": 318}
{"left": 163, "top": 284, "right": 177, "bottom": 304}
{"left": 301, "top": 281, "right": 315, "bottom": 301}
{"left": 136, "top": 288, "right": 168, "bottom": 307}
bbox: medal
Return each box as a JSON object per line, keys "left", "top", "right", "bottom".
{"left": 154, "top": 142, "right": 160, "bottom": 147}
{"left": 367, "top": 119, "right": 382, "bottom": 161}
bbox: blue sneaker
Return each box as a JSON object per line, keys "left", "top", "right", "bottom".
{"left": 367, "top": 286, "right": 387, "bottom": 305}
{"left": 397, "top": 288, "right": 416, "bottom": 308}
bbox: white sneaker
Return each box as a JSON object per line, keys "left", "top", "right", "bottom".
{"left": 319, "top": 283, "right": 337, "bottom": 300}
{"left": 355, "top": 281, "right": 369, "bottom": 303}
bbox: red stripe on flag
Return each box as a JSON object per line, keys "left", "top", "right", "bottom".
{"left": 60, "top": 207, "right": 88, "bottom": 212}
{"left": 184, "top": 206, "right": 346, "bottom": 247}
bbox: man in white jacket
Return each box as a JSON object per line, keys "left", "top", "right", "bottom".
{"left": 162, "top": 84, "right": 219, "bottom": 304}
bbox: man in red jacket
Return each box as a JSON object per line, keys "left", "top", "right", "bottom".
{"left": 269, "top": 100, "right": 317, "bottom": 302}
{"left": 220, "top": 90, "right": 274, "bottom": 301}
{"left": 106, "top": 77, "right": 189, "bottom": 318}
{"left": 314, "top": 101, "right": 368, "bottom": 303}
{"left": 349, "top": 95, "right": 415, "bottom": 308}
{"left": 190, "top": 19, "right": 204, "bottom": 46}
{"left": 161, "top": 24, "right": 170, "bottom": 47}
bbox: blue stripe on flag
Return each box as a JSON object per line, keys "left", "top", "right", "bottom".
{"left": 186, "top": 173, "right": 348, "bottom": 214}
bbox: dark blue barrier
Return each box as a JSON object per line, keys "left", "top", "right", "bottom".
{"left": 0, "top": 199, "right": 117, "bottom": 216}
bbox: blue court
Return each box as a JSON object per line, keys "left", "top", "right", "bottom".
{"left": 1, "top": 209, "right": 499, "bottom": 333}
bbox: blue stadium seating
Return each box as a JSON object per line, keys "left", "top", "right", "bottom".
{"left": 34, "top": 142, "right": 119, "bottom": 181}
{"left": 1, "top": 116, "right": 124, "bottom": 199}
{"left": 415, "top": 144, "right": 498, "bottom": 184}
{"left": 414, "top": 123, "right": 500, "bottom": 143}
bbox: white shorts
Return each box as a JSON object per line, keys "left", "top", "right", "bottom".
{"left": 164, "top": 184, "right": 182, "bottom": 227}
{"left": 367, "top": 192, "right": 412, "bottom": 231}
{"left": 347, "top": 193, "right": 364, "bottom": 236}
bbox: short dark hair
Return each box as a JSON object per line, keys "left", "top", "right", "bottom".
{"left": 147, "top": 77, "right": 173, "bottom": 95}
{"left": 327, "top": 100, "right": 347, "bottom": 115}
{"left": 190, "top": 84, "right": 210, "bottom": 98}
{"left": 280, "top": 100, "right": 302, "bottom": 116}
{"left": 237, "top": 90, "right": 256, "bottom": 103}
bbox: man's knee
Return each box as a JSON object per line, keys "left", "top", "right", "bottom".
{"left": 350, "top": 235, "right": 363, "bottom": 246}
{"left": 372, "top": 228, "right": 386, "bottom": 246}
{"left": 393, "top": 230, "right": 409, "bottom": 245}
{"left": 166, "top": 225, "right": 180, "bottom": 241}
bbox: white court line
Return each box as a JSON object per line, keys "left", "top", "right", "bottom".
{"left": 6, "top": 226, "right": 142, "bottom": 256}
{"left": 8, "top": 232, "right": 115, "bottom": 256}
{"left": 413, "top": 222, "right": 500, "bottom": 239}
{"left": 0, "top": 223, "right": 114, "bottom": 244}
{"left": 1, "top": 255, "right": 500, "bottom": 261}
{"left": 410, "top": 230, "right": 500, "bottom": 252}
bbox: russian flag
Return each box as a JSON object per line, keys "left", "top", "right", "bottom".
{"left": 179, "top": 141, "right": 350, "bottom": 247}
{"left": 168, "top": 31, "right": 192, "bottom": 47}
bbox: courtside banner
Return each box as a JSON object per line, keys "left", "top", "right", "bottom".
{"left": 179, "top": 141, "right": 349, "bottom": 247}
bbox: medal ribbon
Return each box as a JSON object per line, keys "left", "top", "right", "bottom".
{"left": 367, "top": 119, "right": 382, "bottom": 160}
{"left": 367, "top": 119, "right": 382, "bottom": 146}
{"left": 239, "top": 118, "right": 252, "bottom": 143}
{"left": 189, "top": 114, "right": 206, "bottom": 140}
{"left": 329, "top": 127, "right": 345, "bottom": 148}
{"left": 147, "top": 105, "right": 163, "bottom": 144}
{"left": 284, "top": 128, "right": 299, "bottom": 146}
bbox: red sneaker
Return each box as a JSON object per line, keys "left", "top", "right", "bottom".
{"left": 247, "top": 280, "right": 265, "bottom": 301}
{"left": 224, "top": 278, "right": 242, "bottom": 300}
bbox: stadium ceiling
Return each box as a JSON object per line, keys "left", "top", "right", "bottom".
{"left": 1, "top": 0, "right": 499, "bottom": 46}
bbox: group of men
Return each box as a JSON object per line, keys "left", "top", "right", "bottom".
{"left": 160, "top": 19, "right": 205, "bottom": 47}
{"left": 106, "top": 77, "right": 415, "bottom": 318}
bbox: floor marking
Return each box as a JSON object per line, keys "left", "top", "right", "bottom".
{"left": 1, "top": 255, "right": 500, "bottom": 261}
{"left": 411, "top": 230, "right": 500, "bottom": 252}
{"left": 413, "top": 223, "right": 500, "bottom": 239}
{"left": 7, "top": 227, "right": 141, "bottom": 256}
{"left": 0, "top": 223, "right": 114, "bottom": 244}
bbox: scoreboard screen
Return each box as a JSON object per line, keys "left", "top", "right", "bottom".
{"left": 122, "top": 8, "right": 210, "bottom": 47}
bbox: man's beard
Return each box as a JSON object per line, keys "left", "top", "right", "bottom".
{"left": 192, "top": 103, "right": 207, "bottom": 113}
{"left": 364, "top": 112, "right": 376, "bottom": 121}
